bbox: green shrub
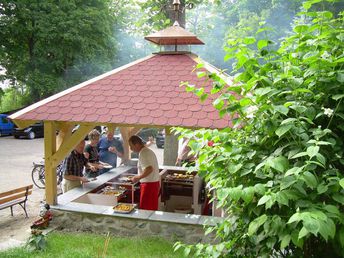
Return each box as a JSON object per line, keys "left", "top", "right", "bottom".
{"left": 176, "top": 1, "right": 344, "bottom": 257}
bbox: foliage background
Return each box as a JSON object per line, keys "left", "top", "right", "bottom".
{"left": 0, "top": 0, "right": 305, "bottom": 113}
{"left": 175, "top": 0, "right": 344, "bottom": 257}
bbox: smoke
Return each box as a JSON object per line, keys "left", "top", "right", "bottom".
{"left": 185, "top": 1, "right": 302, "bottom": 71}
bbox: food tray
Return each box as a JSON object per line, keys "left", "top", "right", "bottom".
{"left": 99, "top": 186, "right": 125, "bottom": 197}
{"left": 112, "top": 203, "right": 136, "bottom": 214}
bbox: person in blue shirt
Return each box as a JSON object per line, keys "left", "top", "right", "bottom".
{"left": 98, "top": 129, "right": 124, "bottom": 174}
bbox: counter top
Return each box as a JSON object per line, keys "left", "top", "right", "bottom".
{"left": 53, "top": 165, "right": 224, "bottom": 226}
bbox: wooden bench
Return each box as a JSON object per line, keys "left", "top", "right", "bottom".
{"left": 0, "top": 185, "right": 33, "bottom": 218}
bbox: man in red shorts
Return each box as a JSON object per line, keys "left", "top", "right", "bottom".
{"left": 129, "top": 135, "right": 160, "bottom": 210}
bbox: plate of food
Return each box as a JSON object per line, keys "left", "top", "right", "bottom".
{"left": 100, "top": 162, "right": 113, "bottom": 169}
{"left": 119, "top": 175, "right": 134, "bottom": 182}
{"left": 112, "top": 203, "right": 135, "bottom": 214}
{"left": 101, "top": 186, "right": 124, "bottom": 197}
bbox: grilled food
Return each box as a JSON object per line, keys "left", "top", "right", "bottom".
{"left": 113, "top": 203, "right": 134, "bottom": 213}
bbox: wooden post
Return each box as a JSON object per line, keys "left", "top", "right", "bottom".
{"left": 120, "top": 126, "right": 143, "bottom": 164}
{"left": 163, "top": 127, "right": 179, "bottom": 165}
{"left": 44, "top": 121, "right": 57, "bottom": 205}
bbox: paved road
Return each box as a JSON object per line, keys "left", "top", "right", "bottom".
{"left": 0, "top": 135, "right": 164, "bottom": 249}
{"left": 0, "top": 136, "right": 164, "bottom": 192}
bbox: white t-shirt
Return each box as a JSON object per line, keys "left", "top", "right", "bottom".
{"left": 138, "top": 147, "right": 159, "bottom": 183}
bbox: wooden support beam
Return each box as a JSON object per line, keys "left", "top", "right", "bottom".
{"left": 56, "top": 123, "right": 73, "bottom": 149}
{"left": 44, "top": 121, "right": 57, "bottom": 205}
{"left": 11, "top": 119, "right": 38, "bottom": 129}
{"left": 51, "top": 124, "right": 94, "bottom": 167}
{"left": 120, "top": 126, "right": 143, "bottom": 163}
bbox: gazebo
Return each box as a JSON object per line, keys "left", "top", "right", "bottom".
{"left": 9, "top": 22, "right": 232, "bottom": 206}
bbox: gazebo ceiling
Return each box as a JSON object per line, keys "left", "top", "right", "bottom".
{"left": 10, "top": 53, "right": 232, "bottom": 129}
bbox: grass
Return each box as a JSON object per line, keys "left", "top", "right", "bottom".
{"left": 0, "top": 231, "right": 185, "bottom": 258}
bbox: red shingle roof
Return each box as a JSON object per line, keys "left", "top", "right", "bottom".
{"left": 10, "top": 53, "right": 232, "bottom": 129}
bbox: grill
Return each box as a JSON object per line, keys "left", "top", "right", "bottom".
{"left": 159, "top": 168, "right": 204, "bottom": 214}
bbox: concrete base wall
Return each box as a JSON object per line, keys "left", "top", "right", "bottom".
{"left": 51, "top": 210, "right": 215, "bottom": 244}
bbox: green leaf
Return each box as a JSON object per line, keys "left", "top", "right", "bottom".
{"left": 257, "top": 39, "right": 268, "bottom": 50}
{"left": 339, "top": 178, "right": 344, "bottom": 189}
{"left": 280, "top": 235, "right": 291, "bottom": 249}
{"left": 195, "top": 63, "right": 204, "bottom": 69}
{"left": 285, "top": 167, "right": 303, "bottom": 177}
{"left": 276, "top": 124, "right": 292, "bottom": 137}
{"left": 298, "top": 227, "right": 309, "bottom": 239}
{"left": 228, "top": 186, "right": 243, "bottom": 201}
{"left": 239, "top": 97, "right": 251, "bottom": 106}
{"left": 281, "top": 118, "right": 297, "bottom": 125}
{"left": 339, "top": 227, "right": 344, "bottom": 248}
{"left": 318, "top": 218, "right": 336, "bottom": 241}
{"left": 301, "top": 171, "right": 318, "bottom": 188}
{"left": 255, "top": 87, "right": 273, "bottom": 96}
{"left": 274, "top": 105, "right": 289, "bottom": 115}
{"left": 257, "top": 195, "right": 271, "bottom": 206}
{"left": 303, "top": 218, "right": 320, "bottom": 235}
{"left": 332, "top": 94, "right": 344, "bottom": 101}
{"left": 288, "top": 213, "right": 301, "bottom": 224}
{"left": 197, "top": 71, "right": 206, "bottom": 78}
{"left": 317, "top": 183, "right": 328, "bottom": 194}
{"left": 248, "top": 214, "right": 267, "bottom": 236}
{"left": 291, "top": 152, "right": 308, "bottom": 159}
{"left": 275, "top": 191, "right": 289, "bottom": 206}
{"left": 306, "top": 146, "right": 319, "bottom": 158}
{"left": 316, "top": 153, "right": 326, "bottom": 166}
{"left": 294, "top": 25, "right": 309, "bottom": 33}
{"left": 337, "top": 73, "right": 344, "bottom": 83}
{"left": 324, "top": 205, "right": 340, "bottom": 217}
{"left": 267, "top": 156, "right": 289, "bottom": 172}
{"left": 333, "top": 194, "right": 344, "bottom": 204}
{"left": 242, "top": 187, "right": 255, "bottom": 204}
{"left": 243, "top": 37, "right": 256, "bottom": 45}
{"left": 213, "top": 98, "right": 224, "bottom": 110}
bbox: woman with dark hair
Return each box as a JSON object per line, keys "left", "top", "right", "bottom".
{"left": 84, "top": 129, "right": 103, "bottom": 178}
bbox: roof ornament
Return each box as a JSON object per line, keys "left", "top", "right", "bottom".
{"left": 144, "top": 1, "right": 203, "bottom": 53}
{"left": 172, "top": 0, "right": 181, "bottom": 26}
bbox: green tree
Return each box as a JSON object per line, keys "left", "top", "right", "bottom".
{"left": 176, "top": 0, "right": 344, "bottom": 257}
{"left": 0, "top": 0, "right": 116, "bottom": 103}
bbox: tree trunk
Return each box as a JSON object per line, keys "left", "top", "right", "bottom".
{"left": 165, "top": 0, "right": 186, "bottom": 28}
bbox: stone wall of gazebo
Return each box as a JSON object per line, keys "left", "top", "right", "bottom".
{"left": 51, "top": 209, "right": 218, "bottom": 244}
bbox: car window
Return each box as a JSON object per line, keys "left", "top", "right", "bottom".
{"left": 1, "top": 117, "right": 8, "bottom": 123}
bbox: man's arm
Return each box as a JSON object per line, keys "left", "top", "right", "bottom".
{"left": 132, "top": 166, "right": 153, "bottom": 183}
{"left": 64, "top": 174, "right": 89, "bottom": 183}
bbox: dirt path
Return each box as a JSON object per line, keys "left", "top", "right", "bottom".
{"left": 0, "top": 137, "right": 45, "bottom": 251}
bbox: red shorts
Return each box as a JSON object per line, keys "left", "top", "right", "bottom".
{"left": 139, "top": 181, "right": 160, "bottom": 211}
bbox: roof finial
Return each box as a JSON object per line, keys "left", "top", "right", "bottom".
{"left": 172, "top": 0, "right": 181, "bottom": 26}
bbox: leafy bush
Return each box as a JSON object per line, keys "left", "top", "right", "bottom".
{"left": 176, "top": 1, "right": 344, "bottom": 257}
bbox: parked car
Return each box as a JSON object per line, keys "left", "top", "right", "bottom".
{"left": 13, "top": 121, "right": 44, "bottom": 139}
{"left": 156, "top": 130, "right": 165, "bottom": 149}
{"left": 137, "top": 128, "right": 158, "bottom": 142}
{"left": 0, "top": 114, "right": 15, "bottom": 136}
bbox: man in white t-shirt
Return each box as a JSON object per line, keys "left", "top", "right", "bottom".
{"left": 129, "top": 135, "right": 160, "bottom": 210}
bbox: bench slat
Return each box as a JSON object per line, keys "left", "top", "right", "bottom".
{"left": 0, "top": 199, "right": 25, "bottom": 210}
{"left": 0, "top": 190, "right": 32, "bottom": 205}
{"left": 0, "top": 185, "right": 33, "bottom": 198}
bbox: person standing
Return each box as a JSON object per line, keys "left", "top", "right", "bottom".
{"left": 98, "top": 129, "right": 124, "bottom": 174}
{"left": 61, "top": 140, "right": 96, "bottom": 193}
{"left": 129, "top": 135, "right": 160, "bottom": 211}
{"left": 175, "top": 138, "right": 197, "bottom": 167}
{"left": 84, "top": 129, "right": 103, "bottom": 178}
